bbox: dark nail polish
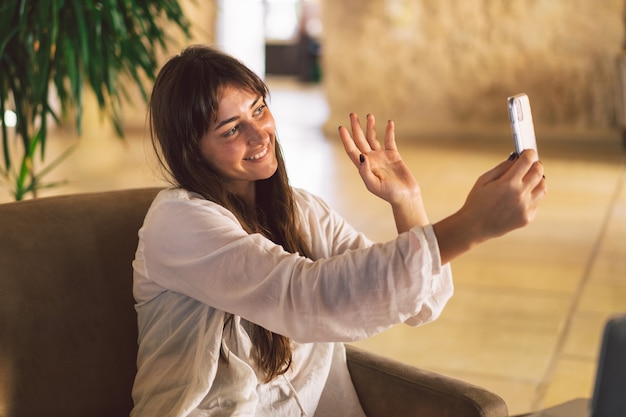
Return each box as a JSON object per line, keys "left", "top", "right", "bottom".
{"left": 508, "top": 152, "right": 518, "bottom": 161}
{"left": 359, "top": 154, "right": 365, "bottom": 164}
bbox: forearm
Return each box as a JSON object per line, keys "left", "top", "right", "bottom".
{"left": 390, "top": 193, "right": 429, "bottom": 234}
{"left": 432, "top": 209, "right": 485, "bottom": 265}
{"left": 432, "top": 150, "right": 546, "bottom": 265}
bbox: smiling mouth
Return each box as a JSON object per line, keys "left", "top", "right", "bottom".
{"left": 244, "top": 146, "right": 269, "bottom": 161}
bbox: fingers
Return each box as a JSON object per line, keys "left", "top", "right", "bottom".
{"left": 481, "top": 149, "right": 544, "bottom": 187}
{"left": 339, "top": 113, "right": 395, "bottom": 159}
{"left": 339, "top": 114, "right": 371, "bottom": 166}
{"left": 355, "top": 113, "right": 383, "bottom": 151}
{"left": 338, "top": 125, "right": 361, "bottom": 166}
{"left": 338, "top": 120, "right": 379, "bottom": 191}
{"left": 509, "top": 150, "right": 547, "bottom": 226}
{"left": 527, "top": 160, "right": 547, "bottom": 201}
{"left": 523, "top": 158, "right": 544, "bottom": 185}
{"left": 348, "top": 113, "right": 371, "bottom": 154}
{"left": 365, "top": 114, "right": 382, "bottom": 150}
{"left": 502, "top": 149, "right": 539, "bottom": 182}
{"left": 513, "top": 151, "right": 546, "bottom": 201}
{"left": 476, "top": 156, "right": 516, "bottom": 185}
{"left": 384, "top": 119, "right": 397, "bottom": 151}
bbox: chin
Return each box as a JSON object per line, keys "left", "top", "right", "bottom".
{"left": 263, "top": 164, "right": 279, "bottom": 180}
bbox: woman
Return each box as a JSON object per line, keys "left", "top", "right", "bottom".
{"left": 131, "top": 45, "right": 546, "bottom": 417}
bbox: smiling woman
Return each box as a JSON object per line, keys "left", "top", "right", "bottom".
{"left": 131, "top": 44, "right": 546, "bottom": 417}
{"left": 198, "top": 86, "right": 278, "bottom": 201}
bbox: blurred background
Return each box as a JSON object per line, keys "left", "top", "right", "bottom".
{"left": 2, "top": 1, "right": 625, "bottom": 415}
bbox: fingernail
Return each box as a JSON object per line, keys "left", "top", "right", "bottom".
{"left": 508, "top": 152, "right": 518, "bottom": 161}
{"left": 359, "top": 154, "right": 365, "bottom": 164}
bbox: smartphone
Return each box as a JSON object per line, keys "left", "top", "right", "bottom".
{"left": 507, "top": 93, "right": 538, "bottom": 159}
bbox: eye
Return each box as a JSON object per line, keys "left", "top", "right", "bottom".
{"left": 253, "top": 103, "right": 267, "bottom": 116}
{"left": 223, "top": 125, "right": 239, "bottom": 137}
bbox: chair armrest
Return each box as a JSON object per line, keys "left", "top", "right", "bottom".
{"left": 346, "top": 345, "right": 508, "bottom": 417}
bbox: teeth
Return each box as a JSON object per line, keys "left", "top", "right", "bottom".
{"left": 246, "top": 147, "right": 268, "bottom": 160}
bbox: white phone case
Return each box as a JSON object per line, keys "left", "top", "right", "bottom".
{"left": 507, "top": 93, "right": 538, "bottom": 157}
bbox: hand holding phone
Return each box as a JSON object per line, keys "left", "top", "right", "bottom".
{"left": 507, "top": 93, "right": 538, "bottom": 160}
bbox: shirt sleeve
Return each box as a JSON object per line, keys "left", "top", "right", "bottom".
{"left": 134, "top": 189, "right": 453, "bottom": 344}
{"left": 292, "top": 188, "right": 374, "bottom": 258}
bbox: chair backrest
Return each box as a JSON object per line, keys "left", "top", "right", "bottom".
{"left": 592, "top": 313, "right": 626, "bottom": 417}
{"left": 0, "top": 188, "right": 160, "bottom": 417}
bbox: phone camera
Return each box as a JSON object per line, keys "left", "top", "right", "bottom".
{"left": 515, "top": 98, "right": 524, "bottom": 121}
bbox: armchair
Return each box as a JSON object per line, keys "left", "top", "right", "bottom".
{"left": 0, "top": 188, "right": 508, "bottom": 417}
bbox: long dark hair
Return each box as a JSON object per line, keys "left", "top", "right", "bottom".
{"left": 149, "top": 45, "right": 313, "bottom": 382}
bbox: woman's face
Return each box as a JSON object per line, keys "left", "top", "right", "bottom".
{"left": 199, "top": 84, "right": 278, "bottom": 199}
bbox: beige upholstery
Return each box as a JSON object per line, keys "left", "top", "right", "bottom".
{"left": 0, "top": 188, "right": 508, "bottom": 417}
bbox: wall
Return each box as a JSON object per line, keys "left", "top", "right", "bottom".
{"left": 320, "top": 0, "right": 623, "bottom": 136}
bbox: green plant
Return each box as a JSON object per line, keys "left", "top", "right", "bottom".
{"left": 0, "top": 0, "right": 190, "bottom": 200}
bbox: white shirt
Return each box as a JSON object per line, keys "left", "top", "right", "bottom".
{"left": 131, "top": 188, "right": 453, "bottom": 417}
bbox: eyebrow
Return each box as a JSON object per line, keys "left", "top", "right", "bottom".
{"left": 214, "top": 95, "right": 263, "bottom": 131}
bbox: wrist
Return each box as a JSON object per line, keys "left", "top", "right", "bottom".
{"left": 432, "top": 208, "right": 485, "bottom": 265}
{"left": 391, "top": 191, "right": 429, "bottom": 234}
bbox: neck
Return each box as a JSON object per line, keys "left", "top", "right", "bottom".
{"left": 228, "top": 181, "right": 256, "bottom": 207}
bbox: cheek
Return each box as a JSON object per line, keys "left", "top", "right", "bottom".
{"left": 199, "top": 140, "right": 224, "bottom": 170}
{"left": 198, "top": 141, "right": 216, "bottom": 166}
{"left": 263, "top": 112, "right": 276, "bottom": 132}
{"left": 201, "top": 141, "right": 245, "bottom": 170}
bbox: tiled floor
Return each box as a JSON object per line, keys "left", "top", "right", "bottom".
{"left": 3, "top": 78, "right": 625, "bottom": 416}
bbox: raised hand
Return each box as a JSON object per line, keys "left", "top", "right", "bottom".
{"left": 338, "top": 113, "right": 547, "bottom": 261}
{"left": 338, "top": 113, "right": 429, "bottom": 232}
{"left": 433, "top": 149, "right": 547, "bottom": 264}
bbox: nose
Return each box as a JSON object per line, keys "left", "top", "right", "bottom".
{"left": 247, "top": 120, "right": 270, "bottom": 144}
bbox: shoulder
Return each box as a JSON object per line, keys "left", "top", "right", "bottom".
{"left": 292, "top": 188, "right": 333, "bottom": 214}
{"left": 143, "top": 188, "right": 241, "bottom": 230}
{"left": 151, "top": 188, "right": 234, "bottom": 215}
{"left": 152, "top": 187, "right": 211, "bottom": 206}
